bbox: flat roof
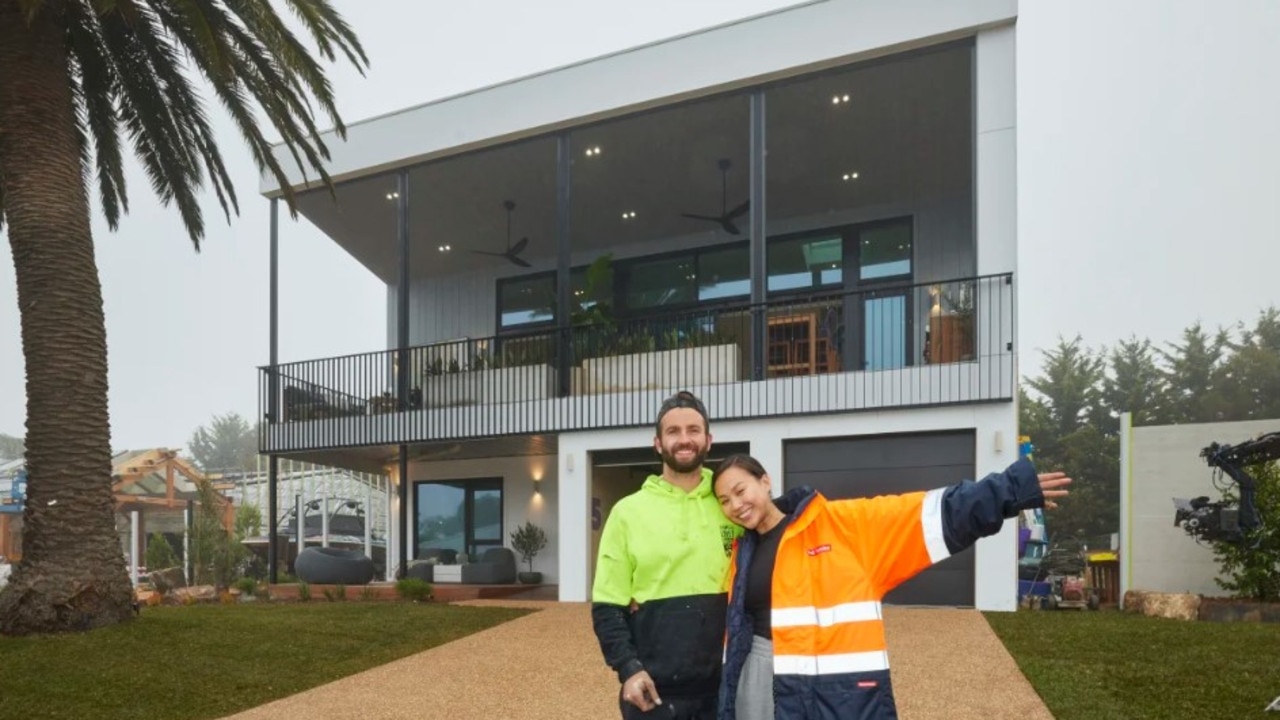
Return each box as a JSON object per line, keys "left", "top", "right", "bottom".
{"left": 260, "top": 0, "right": 1017, "bottom": 196}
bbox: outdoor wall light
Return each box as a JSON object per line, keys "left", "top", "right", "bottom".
{"left": 532, "top": 478, "right": 542, "bottom": 495}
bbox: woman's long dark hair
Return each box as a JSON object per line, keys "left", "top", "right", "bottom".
{"left": 712, "top": 453, "right": 768, "bottom": 484}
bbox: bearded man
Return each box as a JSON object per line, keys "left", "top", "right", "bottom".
{"left": 591, "top": 390, "right": 741, "bottom": 720}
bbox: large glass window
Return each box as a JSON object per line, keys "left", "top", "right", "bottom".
{"left": 859, "top": 222, "right": 912, "bottom": 281}
{"left": 697, "top": 244, "right": 750, "bottom": 301}
{"left": 767, "top": 235, "right": 843, "bottom": 293}
{"left": 625, "top": 255, "right": 696, "bottom": 310}
{"left": 498, "top": 273, "right": 555, "bottom": 328}
{"left": 497, "top": 263, "right": 609, "bottom": 331}
{"left": 414, "top": 479, "right": 503, "bottom": 559}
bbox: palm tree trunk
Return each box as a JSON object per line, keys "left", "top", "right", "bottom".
{"left": 0, "top": 1, "right": 135, "bottom": 634}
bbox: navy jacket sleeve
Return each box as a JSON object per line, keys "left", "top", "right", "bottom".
{"left": 939, "top": 456, "right": 1044, "bottom": 555}
{"left": 591, "top": 603, "right": 645, "bottom": 683}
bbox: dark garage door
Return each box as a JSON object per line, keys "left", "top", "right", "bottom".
{"left": 784, "top": 431, "right": 976, "bottom": 606}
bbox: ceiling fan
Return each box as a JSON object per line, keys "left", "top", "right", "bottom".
{"left": 680, "top": 158, "right": 749, "bottom": 235}
{"left": 471, "top": 199, "right": 531, "bottom": 267}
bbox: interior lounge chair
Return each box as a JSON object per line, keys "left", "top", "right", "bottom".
{"left": 459, "top": 547, "right": 517, "bottom": 584}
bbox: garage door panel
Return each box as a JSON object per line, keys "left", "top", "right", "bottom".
{"left": 884, "top": 552, "right": 974, "bottom": 606}
{"left": 785, "top": 432, "right": 974, "bottom": 473}
{"left": 792, "top": 466, "right": 974, "bottom": 499}
{"left": 783, "top": 430, "right": 976, "bottom": 607}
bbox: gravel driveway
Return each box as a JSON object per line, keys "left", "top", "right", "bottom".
{"left": 221, "top": 601, "right": 1051, "bottom": 720}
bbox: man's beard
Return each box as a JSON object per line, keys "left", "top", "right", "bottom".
{"left": 660, "top": 443, "right": 708, "bottom": 474}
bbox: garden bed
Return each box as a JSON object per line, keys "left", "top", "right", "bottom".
{"left": 1198, "top": 596, "right": 1280, "bottom": 623}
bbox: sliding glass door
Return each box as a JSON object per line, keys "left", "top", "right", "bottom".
{"left": 414, "top": 478, "right": 504, "bottom": 560}
{"left": 842, "top": 217, "right": 914, "bottom": 370}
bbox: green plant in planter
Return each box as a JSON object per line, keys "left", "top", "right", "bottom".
{"left": 395, "top": 577, "right": 433, "bottom": 602}
{"left": 425, "top": 357, "right": 444, "bottom": 377}
{"left": 509, "top": 521, "right": 548, "bottom": 584}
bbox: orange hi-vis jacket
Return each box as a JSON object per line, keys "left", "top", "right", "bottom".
{"left": 717, "top": 458, "right": 1042, "bottom": 720}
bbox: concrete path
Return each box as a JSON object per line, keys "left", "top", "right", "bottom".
{"left": 221, "top": 602, "right": 1051, "bottom": 720}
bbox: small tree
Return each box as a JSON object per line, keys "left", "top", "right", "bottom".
{"left": 509, "top": 521, "right": 548, "bottom": 573}
{"left": 188, "top": 479, "right": 248, "bottom": 589}
{"left": 1210, "top": 462, "right": 1280, "bottom": 602}
{"left": 144, "top": 533, "right": 179, "bottom": 572}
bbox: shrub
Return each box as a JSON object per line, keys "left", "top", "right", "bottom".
{"left": 235, "top": 577, "right": 258, "bottom": 597}
{"left": 396, "top": 578, "right": 433, "bottom": 602}
{"left": 1211, "top": 461, "right": 1280, "bottom": 601}
{"left": 509, "top": 521, "right": 548, "bottom": 573}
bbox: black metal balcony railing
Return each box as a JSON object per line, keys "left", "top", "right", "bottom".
{"left": 259, "top": 273, "right": 1013, "bottom": 451}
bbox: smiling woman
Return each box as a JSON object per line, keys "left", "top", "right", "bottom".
{"left": 709, "top": 452, "right": 1067, "bottom": 720}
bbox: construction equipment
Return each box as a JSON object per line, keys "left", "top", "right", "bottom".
{"left": 1173, "top": 431, "right": 1280, "bottom": 546}
{"left": 1029, "top": 534, "right": 1100, "bottom": 610}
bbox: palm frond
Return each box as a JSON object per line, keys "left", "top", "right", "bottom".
{"left": 65, "top": 3, "right": 128, "bottom": 228}
{"left": 95, "top": 3, "right": 208, "bottom": 243}
{"left": 55, "top": 0, "right": 368, "bottom": 245}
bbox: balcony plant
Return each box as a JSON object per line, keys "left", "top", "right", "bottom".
{"left": 417, "top": 336, "right": 555, "bottom": 407}
{"left": 574, "top": 319, "right": 740, "bottom": 394}
{"left": 509, "top": 521, "right": 548, "bottom": 584}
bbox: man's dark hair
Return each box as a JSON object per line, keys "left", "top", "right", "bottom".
{"left": 654, "top": 390, "right": 709, "bottom": 435}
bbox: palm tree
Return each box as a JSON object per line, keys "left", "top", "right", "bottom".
{"left": 0, "top": 1, "right": 367, "bottom": 635}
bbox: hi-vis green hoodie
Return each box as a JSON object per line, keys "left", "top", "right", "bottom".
{"left": 591, "top": 468, "right": 743, "bottom": 698}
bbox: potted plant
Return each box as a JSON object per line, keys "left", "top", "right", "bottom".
{"left": 509, "top": 521, "right": 548, "bottom": 584}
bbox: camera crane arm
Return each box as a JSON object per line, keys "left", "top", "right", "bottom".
{"left": 1200, "top": 431, "right": 1280, "bottom": 533}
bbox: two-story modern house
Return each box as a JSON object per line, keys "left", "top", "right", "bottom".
{"left": 257, "top": 0, "right": 1023, "bottom": 610}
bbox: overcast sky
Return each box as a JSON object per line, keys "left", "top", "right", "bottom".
{"left": 1, "top": 0, "right": 1278, "bottom": 451}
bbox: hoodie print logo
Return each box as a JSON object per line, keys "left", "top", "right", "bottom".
{"left": 721, "top": 526, "right": 737, "bottom": 557}
{"left": 806, "top": 544, "right": 832, "bottom": 557}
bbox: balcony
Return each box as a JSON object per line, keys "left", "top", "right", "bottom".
{"left": 258, "top": 273, "right": 1012, "bottom": 453}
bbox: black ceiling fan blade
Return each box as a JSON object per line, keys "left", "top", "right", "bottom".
{"left": 509, "top": 255, "right": 532, "bottom": 268}
{"left": 470, "top": 250, "right": 506, "bottom": 257}
{"left": 681, "top": 212, "right": 722, "bottom": 222}
{"left": 509, "top": 236, "right": 529, "bottom": 255}
{"left": 722, "top": 220, "right": 741, "bottom": 235}
{"left": 727, "top": 200, "right": 750, "bottom": 219}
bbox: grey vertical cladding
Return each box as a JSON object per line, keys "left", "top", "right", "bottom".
{"left": 783, "top": 431, "right": 977, "bottom": 606}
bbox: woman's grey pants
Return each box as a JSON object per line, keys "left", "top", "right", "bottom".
{"left": 734, "top": 635, "right": 774, "bottom": 720}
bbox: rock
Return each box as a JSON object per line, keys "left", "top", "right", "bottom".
{"left": 171, "top": 585, "right": 218, "bottom": 604}
{"left": 149, "top": 566, "right": 186, "bottom": 594}
{"left": 1122, "top": 590, "right": 1200, "bottom": 621}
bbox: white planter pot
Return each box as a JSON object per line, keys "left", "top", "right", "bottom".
{"left": 580, "top": 344, "right": 740, "bottom": 394}
{"left": 422, "top": 364, "right": 553, "bottom": 407}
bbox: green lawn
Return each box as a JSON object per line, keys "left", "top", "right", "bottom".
{"left": 985, "top": 609, "right": 1280, "bottom": 719}
{"left": 0, "top": 602, "right": 531, "bottom": 720}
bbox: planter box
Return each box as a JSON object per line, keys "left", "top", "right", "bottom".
{"left": 422, "top": 364, "right": 553, "bottom": 407}
{"left": 579, "top": 344, "right": 740, "bottom": 395}
{"left": 1198, "top": 597, "right": 1280, "bottom": 623}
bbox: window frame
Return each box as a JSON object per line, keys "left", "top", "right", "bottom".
{"left": 412, "top": 477, "right": 505, "bottom": 561}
